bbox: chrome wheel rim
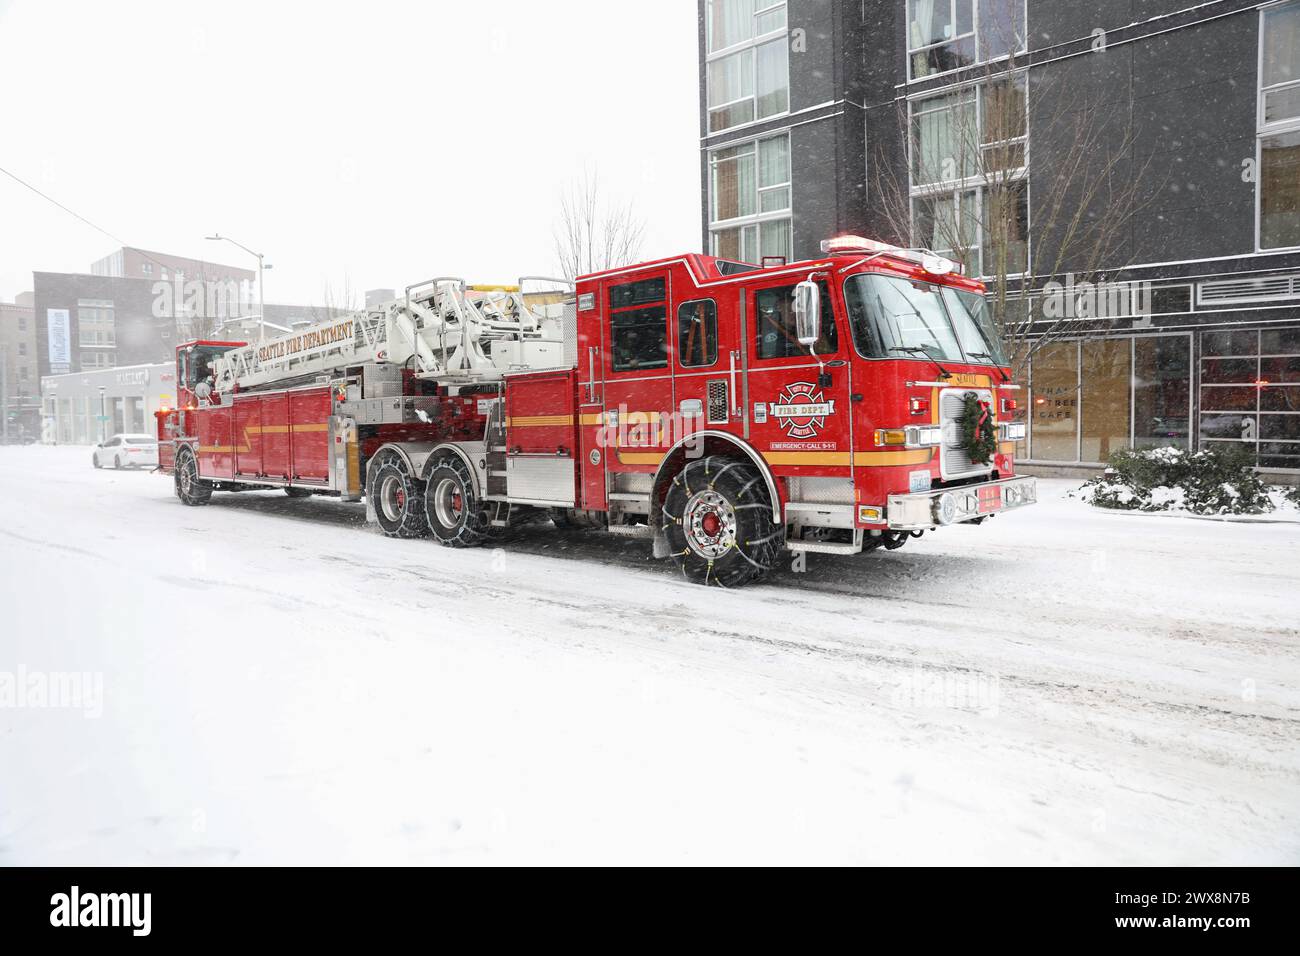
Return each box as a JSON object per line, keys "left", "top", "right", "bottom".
{"left": 683, "top": 489, "right": 737, "bottom": 559}
{"left": 179, "top": 456, "right": 196, "bottom": 495}
{"left": 379, "top": 474, "right": 406, "bottom": 523}
{"left": 432, "top": 477, "right": 465, "bottom": 529}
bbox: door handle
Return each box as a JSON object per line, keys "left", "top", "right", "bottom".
{"left": 729, "top": 350, "right": 740, "bottom": 416}
{"left": 587, "top": 347, "right": 597, "bottom": 403}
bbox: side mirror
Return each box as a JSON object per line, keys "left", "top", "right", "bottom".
{"left": 793, "top": 281, "right": 821, "bottom": 347}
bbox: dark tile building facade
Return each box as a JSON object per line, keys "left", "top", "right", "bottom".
{"left": 698, "top": 0, "right": 1300, "bottom": 475}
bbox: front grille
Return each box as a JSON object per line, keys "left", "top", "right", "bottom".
{"left": 706, "top": 380, "right": 729, "bottom": 424}
{"left": 940, "top": 387, "right": 994, "bottom": 478}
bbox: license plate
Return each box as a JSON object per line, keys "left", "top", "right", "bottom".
{"left": 977, "top": 485, "right": 1002, "bottom": 513}
{"left": 909, "top": 470, "right": 932, "bottom": 493}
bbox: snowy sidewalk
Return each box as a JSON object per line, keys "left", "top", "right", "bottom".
{"left": 1, "top": 446, "right": 1297, "bottom": 864}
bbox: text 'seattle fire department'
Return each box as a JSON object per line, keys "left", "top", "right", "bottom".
{"left": 155, "top": 237, "right": 1036, "bottom": 586}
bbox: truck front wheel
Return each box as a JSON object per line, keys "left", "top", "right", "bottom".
{"left": 370, "top": 460, "right": 429, "bottom": 538}
{"left": 661, "top": 455, "right": 781, "bottom": 587}
{"left": 425, "top": 456, "right": 490, "bottom": 548}
{"left": 174, "top": 446, "right": 212, "bottom": 506}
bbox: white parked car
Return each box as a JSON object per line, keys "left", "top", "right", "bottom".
{"left": 92, "top": 434, "right": 159, "bottom": 470}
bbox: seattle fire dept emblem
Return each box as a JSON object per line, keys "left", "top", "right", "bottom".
{"left": 768, "top": 381, "right": 836, "bottom": 439}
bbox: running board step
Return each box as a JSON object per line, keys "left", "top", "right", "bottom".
{"left": 786, "top": 532, "right": 864, "bottom": 555}
{"left": 604, "top": 523, "right": 653, "bottom": 538}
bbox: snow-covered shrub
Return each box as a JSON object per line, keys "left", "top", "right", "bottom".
{"left": 1078, "top": 445, "right": 1272, "bottom": 516}
{"left": 1280, "top": 483, "right": 1300, "bottom": 510}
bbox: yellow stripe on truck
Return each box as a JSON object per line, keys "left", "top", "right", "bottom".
{"left": 506, "top": 415, "right": 575, "bottom": 427}
{"left": 612, "top": 449, "right": 934, "bottom": 467}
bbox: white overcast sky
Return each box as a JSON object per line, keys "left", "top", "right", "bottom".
{"left": 0, "top": 0, "right": 702, "bottom": 306}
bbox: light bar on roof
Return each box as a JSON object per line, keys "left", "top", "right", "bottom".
{"left": 820, "top": 235, "right": 961, "bottom": 276}
{"left": 820, "top": 235, "right": 898, "bottom": 254}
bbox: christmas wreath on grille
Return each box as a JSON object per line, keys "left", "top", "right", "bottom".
{"left": 958, "top": 391, "right": 998, "bottom": 465}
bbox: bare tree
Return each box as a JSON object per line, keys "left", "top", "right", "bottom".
{"left": 871, "top": 47, "right": 1161, "bottom": 377}
{"left": 310, "top": 278, "right": 357, "bottom": 327}
{"left": 553, "top": 171, "right": 647, "bottom": 281}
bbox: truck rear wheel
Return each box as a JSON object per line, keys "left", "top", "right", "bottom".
{"left": 661, "top": 455, "right": 781, "bottom": 587}
{"left": 425, "top": 456, "right": 489, "bottom": 548}
{"left": 174, "top": 446, "right": 212, "bottom": 506}
{"left": 370, "top": 460, "right": 428, "bottom": 538}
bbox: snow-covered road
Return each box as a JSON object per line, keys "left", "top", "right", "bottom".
{"left": 1, "top": 445, "right": 1297, "bottom": 865}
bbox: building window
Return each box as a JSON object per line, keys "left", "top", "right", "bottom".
{"left": 1260, "top": 1, "right": 1300, "bottom": 249}
{"left": 909, "top": 75, "right": 1028, "bottom": 277}
{"left": 709, "top": 132, "right": 792, "bottom": 263}
{"left": 705, "top": 1, "right": 788, "bottom": 133}
{"left": 17, "top": 342, "right": 26, "bottom": 357}
{"left": 77, "top": 299, "right": 116, "bottom": 347}
{"left": 141, "top": 262, "right": 153, "bottom": 276}
{"left": 1200, "top": 327, "right": 1300, "bottom": 470}
{"left": 18, "top": 316, "right": 26, "bottom": 331}
{"left": 80, "top": 351, "right": 115, "bottom": 370}
{"left": 907, "top": 0, "right": 1026, "bottom": 80}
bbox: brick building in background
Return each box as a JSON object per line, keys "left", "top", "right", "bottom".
{"left": 0, "top": 292, "right": 39, "bottom": 440}
{"left": 90, "top": 245, "right": 254, "bottom": 292}
{"left": 698, "top": 0, "right": 1300, "bottom": 476}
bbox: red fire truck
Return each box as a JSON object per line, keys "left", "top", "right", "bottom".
{"left": 156, "top": 236, "right": 1035, "bottom": 586}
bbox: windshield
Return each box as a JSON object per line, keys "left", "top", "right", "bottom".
{"left": 182, "top": 344, "right": 236, "bottom": 388}
{"left": 942, "top": 287, "right": 1008, "bottom": 365}
{"left": 844, "top": 273, "right": 1006, "bottom": 366}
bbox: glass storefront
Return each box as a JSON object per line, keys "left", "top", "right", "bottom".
{"left": 1025, "top": 328, "right": 1299, "bottom": 471}
{"left": 1028, "top": 341, "right": 1079, "bottom": 461}
{"left": 1081, "top": 339, "right": 1131, "bottom": 462}
{"left": 1133, "top": 336, "right": 1192, "bottom": 449}
{"left": 40, "top": 363, "right": 171, "bottom": 445}
{"left": 1199, "top": 328, "right": 1300, "bottom": 470}
{"left": 1027, "top": 334, "right": 1193, "bottom": 465}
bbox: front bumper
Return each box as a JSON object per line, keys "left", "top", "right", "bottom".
{"left": 886, "top": 476, "right": 1037, "bottom": 531}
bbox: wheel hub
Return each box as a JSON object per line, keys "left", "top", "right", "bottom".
{"left": 432, "top": 477, "right": 466, "bottom": 528}
{"left": 379, "top": 474, "right": 406, "bottom": 522}
{"left": 683, "top": 489, "right": 737, "bottom": 559}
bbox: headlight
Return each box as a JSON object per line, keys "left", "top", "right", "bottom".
{"left": 905, "top": 425, "right": 943, "bottom": 447}
{"left": 1001, "top": 422, "right": 1026, "bottom": 441}
{"left": 934, "top": 491, "right": 958, "bottom": 525}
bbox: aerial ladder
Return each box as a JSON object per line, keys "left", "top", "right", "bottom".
{"left": 211, "top": 276, "right": 574, "bottom": 393}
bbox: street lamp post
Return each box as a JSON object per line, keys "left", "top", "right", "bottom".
{"left": 205, "top": 234, "right": 270, "bottom": 344}
{"left": 98, "top": 385, "right": 107, "bottom": 444}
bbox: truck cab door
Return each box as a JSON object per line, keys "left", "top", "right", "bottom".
{"left": 672, "top": 289, "right": 740, "bottom": 438}
{"left": 599, "top": 271, "right": 675, "bottom": 478}
{"left": 743, "top": 277, "right": 853, "bottom": 483}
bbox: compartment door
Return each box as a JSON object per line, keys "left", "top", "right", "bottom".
{"left": 234, "top": 398, "right": 262, "bottom": 478}
{"left": 289, "top": 388, "right": 331, "bottom": 482}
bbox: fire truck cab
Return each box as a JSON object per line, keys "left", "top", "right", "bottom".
{"left": 545, "top": 235, "right": 1034, "bottom": 583}
{"left": 159, "top": 237, "right": 1035, "bottom": 587}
